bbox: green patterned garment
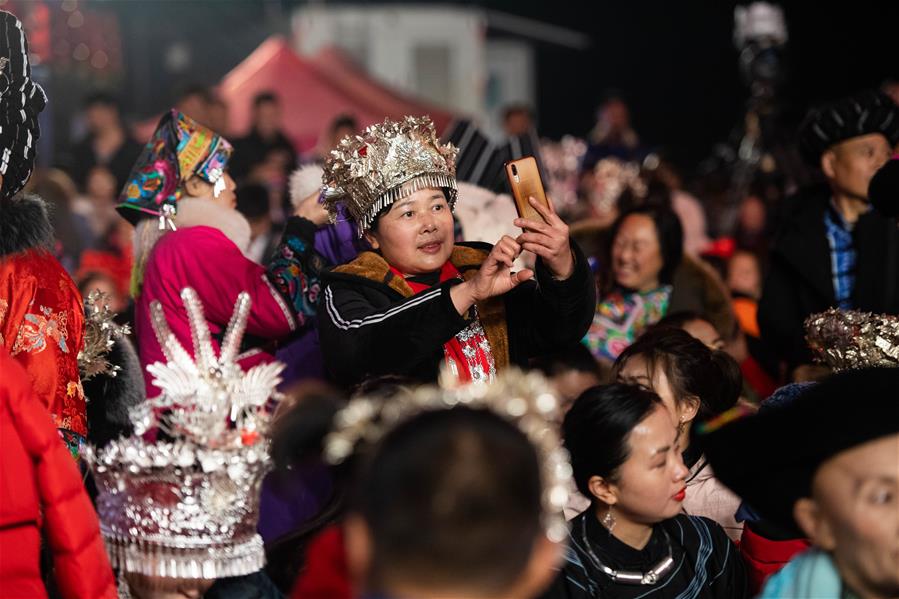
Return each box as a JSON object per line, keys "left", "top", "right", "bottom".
{"left": 583, "top": 286, "right": 672, "bottom": 362}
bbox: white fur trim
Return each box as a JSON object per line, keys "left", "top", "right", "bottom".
{"left": 175, "top": 197, "right": 252, "bottom": 254}
{"left": 289, "top": 165, "right": 325, "bottom": 210}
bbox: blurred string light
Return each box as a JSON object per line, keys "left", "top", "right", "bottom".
{"left": 61, "top": 0, "right": 78, "bottom": 12}
{"left": 67, "top": 10, "right": 84, "bottom": 28}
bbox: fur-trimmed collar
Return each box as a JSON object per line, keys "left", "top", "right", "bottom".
{"left": 175, "top": 196, "right": 251, "bottom": 253}
{"left": 332, "top": 244, "right": 490, "bottom": 297}
{"left": 0, "top": 194, "right": 54, "bottom": 256}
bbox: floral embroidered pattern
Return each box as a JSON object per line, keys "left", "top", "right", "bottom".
{"left": 12, "top": 304, "right": 70, "bottom": 356}
{"left": 268, "top": 232, "right": 323, "bottom": 321}
{"left": 0, "top": 298, "right": 8, "bottom": 346}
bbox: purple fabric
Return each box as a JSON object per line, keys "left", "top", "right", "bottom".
{"left": 312, "top": 206, "right": 367, "bottom": 267}
{"left": 275, "top": 327, "right": 326, "bottom": 386}
{"left": 257, "top": 461, "right": 333, "bottom": 543}
{"left": 276, "top": 214, "right": 366, "bottom": 386}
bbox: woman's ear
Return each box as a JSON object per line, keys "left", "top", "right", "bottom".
{"left": 587, "top": 474, "right": 618, "bottom": 506}
{"left": 679, "top": 396, "right": 701, "bottom": 424}
{"left": 183, "top": 176, "right": 210, "bottom": 199}
{"left": 364, "top": 230, "right": 380, "bottom": 250}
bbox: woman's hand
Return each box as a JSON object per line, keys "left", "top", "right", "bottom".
{"left": 294, "top": 190, "right": 330, "bottom": 226}
{"left": 450, "top": 236, "right": 534, "bottom": 315}
{"left": 514, "top": 196, "right": 575, "bottom": 280}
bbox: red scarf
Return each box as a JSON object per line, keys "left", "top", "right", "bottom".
{"left": 390, "top": 261, "right": 496, "bottom": 384}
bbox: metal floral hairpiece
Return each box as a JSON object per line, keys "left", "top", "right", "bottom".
{"left": 592, "top": 157, "right": 647, "bottom": 215}
{"left": 77, "top": 290, "right": 131, "bottom": 382}
{"left": 805, "top": 308, "right": 899, "bottom": 371}
{"left": 323, "top": 368, "right": 573, "bottom": 543}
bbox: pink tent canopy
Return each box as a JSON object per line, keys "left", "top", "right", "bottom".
{"left": 133, "top": 36, "right": 455, "bottom": 151}
{"left": 220, "top": 36, "right": 454, "bottom": 152}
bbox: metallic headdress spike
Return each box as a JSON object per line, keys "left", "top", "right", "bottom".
{"left": 219, "top": 292, "right": 252, "bottom": 366}
{"left": 181, "top": 287, "right": 216, "bottom": 374}
{"left": 83, "top": 288, "right": 284, "bottom": 582}
{"left": 322, "top": 115, "right": 459, "bottom": 236}
{"left": 805, "top": 308, "right": 899, "bottom": 371}
{"left": 149, "top": 300, "right": 195, "bottom": 369}
{"left": 323, "top": 367, "right": 572, "bottom": 543}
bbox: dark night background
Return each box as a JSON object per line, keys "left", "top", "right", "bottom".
{"left": 29, "top": 0, "right": 899, "bottom": 174}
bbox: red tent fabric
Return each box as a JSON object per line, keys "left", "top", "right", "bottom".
{"left": 220, "top": 36, "right": 454, "bottom": 153}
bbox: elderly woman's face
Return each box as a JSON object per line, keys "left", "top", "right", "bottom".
{"left": 800, "top": 434, "right": 899, "bottom": 598}
{"left": 365, "top": 187, "right": 455, "bottom": 275}
{"left": 612, "top": 214, "right": 664, "bottom": 293}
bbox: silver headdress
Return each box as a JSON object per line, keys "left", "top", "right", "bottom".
{"left": 78, "top": 290, "right": 132, "bottom": 382}
{"left": 322, "top": 115, "right": 458, "bottom": 236}
{"left": 804, "top": 308, "right": 899, "bottom": 371}
{"left": 83, "top": 288, "right": 283, "bottom": 581}
{"left": 323, "top": 368, "right": 572, "bottom": 543}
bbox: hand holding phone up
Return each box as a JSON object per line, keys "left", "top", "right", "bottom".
{"left": 514, "top": 196, "right": 575, "bottom": 281}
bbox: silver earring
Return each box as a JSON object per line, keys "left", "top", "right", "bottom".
{"left": 602, "top": 507, "right": 616, "bottom": 532}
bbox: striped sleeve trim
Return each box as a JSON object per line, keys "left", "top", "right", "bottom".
{"left": 324, "top": 285, "right": 442, "bottom": 331}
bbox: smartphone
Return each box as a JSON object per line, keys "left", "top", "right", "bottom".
{"left": 505, "top": 156, "right": 550, "bottom": 224}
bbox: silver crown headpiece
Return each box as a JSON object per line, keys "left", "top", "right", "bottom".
{"left": 83, "top": 288, "right": 284, "bottom": 581}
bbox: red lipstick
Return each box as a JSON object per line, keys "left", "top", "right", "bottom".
{"left": 673, "top": 488, "right": 686, "bottom": 502}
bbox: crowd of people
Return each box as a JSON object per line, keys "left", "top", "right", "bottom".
{"left": 1, "top": 9, "right": 898, "bottom": 599}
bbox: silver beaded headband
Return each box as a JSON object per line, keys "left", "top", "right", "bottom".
{"left": 323, "top": 368, "right": 573, "bottom": 543}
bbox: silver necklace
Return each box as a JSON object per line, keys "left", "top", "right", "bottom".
{"left": 579, "top": 517, "right": 675, "bottom": 585}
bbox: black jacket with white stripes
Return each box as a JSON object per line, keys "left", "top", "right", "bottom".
{"left": 317, "top": 241, "right": 596, "bottom": 387}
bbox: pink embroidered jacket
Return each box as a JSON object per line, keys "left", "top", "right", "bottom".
{"left": 136, "top": 219, "right": 321, "bottom": 397}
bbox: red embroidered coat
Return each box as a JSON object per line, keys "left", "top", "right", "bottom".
{"left": 0, "top": 249, "right": 86, "bottom": 437}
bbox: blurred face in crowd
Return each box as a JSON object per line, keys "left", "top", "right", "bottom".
{"left": 365, "top": 187, "right": 454, "bottom": 276}
{"left": 738, "top": 195, "right": 766, "bottom": 235}
{"left": 612, "top": 214, "right": 664, "bottom": 292}
{"left": 549, "top": 370, "right": 602, "bottom": 417}
{"left": 331, "top": 124, "right": 357, "bottom": 149}
{"left": 183, "top": 172, "right": 237, "bottom": 209}
{"left": 727, "top": 250, "right": 762, "bottom": 299}
{"left": 253, "top": 100, "right": 282, "bottom": 139}
{"left": 590, "top": 404, "right": 689, "bottom": 526}
{"left": 616, "top": 353, "right": 699, "bottom": 434}
{"left": 124, "top": 573, "right": 213, "bottom": 599}
{"left": 504, "top": 110, "right": 532, "bottom": 137}
{"left": 86, "top": 166, "right": 118, "bottom": 203}
{"left": 80, "top": 273, "right": 125, "bottom": 314}
{"left": 207, "top": 100, "right": 230, "bottom": 137}
{"left": 600, "top": 98, "right": 630, "bottom": 133}
{"left": 176, "top": 93, "right": 209, "bottom": 126}
{"left": 822, "top": 133, "right": 892, "bottom": 202}
{"left": 85, "top": 102, "right": 119, "bottom": 133}
{"left": 680, "top": 318, "right": 724, "bottom": 351}
{"left": 794, "top": 434, "right": 899, "bottom": 599}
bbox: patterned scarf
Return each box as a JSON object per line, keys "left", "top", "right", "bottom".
{"left": 391, "top": 261, "right": 496, "bottom": 384}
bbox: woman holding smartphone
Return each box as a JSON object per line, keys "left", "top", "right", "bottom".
{"left": 316, "top": 116, "right": 594, "bottom": 386}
